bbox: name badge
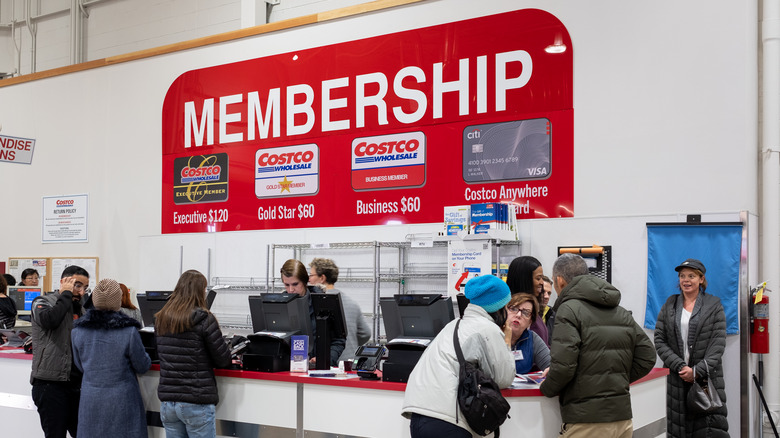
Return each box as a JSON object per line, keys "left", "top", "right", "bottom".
{"left": 513, "top": 350, "right": 524, "bottom": 361}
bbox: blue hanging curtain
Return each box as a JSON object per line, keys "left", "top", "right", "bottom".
{"left": 645, "top": 224, "right": 741, "bottom": 335}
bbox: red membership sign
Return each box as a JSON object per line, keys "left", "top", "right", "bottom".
{"left": 161, "top": 8, "right": 573, "bottom": 233}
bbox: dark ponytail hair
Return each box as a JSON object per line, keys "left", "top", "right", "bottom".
{"left": 489, "top": 307, "right": 508, "bottom": 329}
{"left": 506, "top": 256, "right": 542, "bottom": 294}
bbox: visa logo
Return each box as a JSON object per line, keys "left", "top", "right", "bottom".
{"left": 527, "top": 167, "right": 548, "bottom": 176}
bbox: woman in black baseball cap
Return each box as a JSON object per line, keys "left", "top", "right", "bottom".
{"left": 653, "top": 259, "right": 728, "bottom": 437}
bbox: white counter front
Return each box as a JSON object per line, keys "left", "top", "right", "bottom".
{"left": 0, "top": 351, "right": 667, "bottom": 437}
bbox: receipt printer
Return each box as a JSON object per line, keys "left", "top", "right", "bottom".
{"left": 381, "top": 337, "right": 431, "bottom": 383}
{"left": 242, "top": 332, "right": 293, "bottom": 372}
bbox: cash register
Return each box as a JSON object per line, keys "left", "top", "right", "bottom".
{"left": 243, "top": 293, "right": 313, "bottom": 372}
{"left": 380, "top": 294, "right": 454, "bottom": 383}
{"left": 136, "top": 289, "right": 216, "bottom": 362}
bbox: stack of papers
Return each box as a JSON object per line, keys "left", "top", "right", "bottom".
{"left": 0, "top": 330, "right": 29, "bottom": 348}
{"left": 307, "top": 369, "right": 360, "bottom": 380}
{"left": 308, "top": 369, "right": 340, "bottom": 377}
{"left": 513, "top": 372, "right": 546, "bottom": 385}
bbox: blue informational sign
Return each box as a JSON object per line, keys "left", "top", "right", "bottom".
{"left": 645, "top": 224, "right": 741, "bottom": 334}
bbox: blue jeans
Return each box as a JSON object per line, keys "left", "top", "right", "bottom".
{"left": 160, "top": 401, "right": 216, "bottom": 438}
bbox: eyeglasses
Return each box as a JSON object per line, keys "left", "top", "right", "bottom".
{"left": 507, "top": 307, "right": 532, "bottom": 318}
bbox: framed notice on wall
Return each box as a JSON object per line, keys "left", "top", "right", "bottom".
{"left": 50, "top": 257, "right": 99, "bottom": 291}
{"left": 42, "top": 194, "right": 89, "bottom": 243}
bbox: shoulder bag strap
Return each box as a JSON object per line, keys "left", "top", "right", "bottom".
{"left": 453, "top": 318, "right": 466, "bottom": 368}
{"left": 453, "top": 318, "right": 465, "bottom": 424}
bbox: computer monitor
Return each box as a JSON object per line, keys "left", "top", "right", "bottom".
{"left": 379, "top": 297, "right": 402, "bottom": 341}
{"left": 206, "top": 289, "right": 217, "bottom": 309}
{"left": 137, "top": 289, "right": 217, "bottom": 328}
{"left": 254, "top": 293, "right": 314, "bottom": 342}
{"left": 246, "top": 292, "right": 314, "bottom": 367}
{"left": 247, "top": 295, "right": 267, "bottom": 333}
{"left": 137, "top": 291, "right": 172, "bottom": 327}
{"left": 381, "top": 294, "right": 455, "bottom": 341}
{"left": 7, "top": 286, "right": 43, "bottom": 315}
{"left": 310, "top": 292, "right": 348, "bottom": 370}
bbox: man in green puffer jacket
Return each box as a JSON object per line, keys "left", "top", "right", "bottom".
{"left": 540, "top": 253, "right": 656, "bottom": 438}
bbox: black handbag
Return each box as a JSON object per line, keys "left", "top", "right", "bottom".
{"left": 687, "top": 361, "right": 723, "bottom": 414}
{"left": 453, "top": 318, "right": 510, "bottom": 437}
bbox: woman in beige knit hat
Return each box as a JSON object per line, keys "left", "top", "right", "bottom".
{"left": 71, "top": 278, "right": 151, "bottom": 438}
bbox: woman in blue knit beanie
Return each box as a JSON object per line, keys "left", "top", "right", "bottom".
{"left": 402, "top": 275, "right": 515, "bottom": 437}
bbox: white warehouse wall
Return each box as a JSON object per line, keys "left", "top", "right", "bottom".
{"left": 0, "top": 0, "right": 373, "bottom": 75}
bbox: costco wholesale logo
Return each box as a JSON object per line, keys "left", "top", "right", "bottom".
{"left": 255, "top": 144, "right": 320, "bottom": 198}
{"left": 56, "top": 200, "right": 75, "bottom": 206}
{"left": 351, "top": 131, "right": 426, "bottom": 190}
{"left": 173, "top": 153, "right": 229, "bottom": 204}
{"left": 180, "top": 164, "right": 222, "bottom": 183}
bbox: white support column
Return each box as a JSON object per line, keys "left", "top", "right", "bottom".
{"left": 761, "top": 0, "right": 780, "bottom": 416}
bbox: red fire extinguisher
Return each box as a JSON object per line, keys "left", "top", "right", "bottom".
{"left": 751, "top": 284, "right": 769, "bottom": 354}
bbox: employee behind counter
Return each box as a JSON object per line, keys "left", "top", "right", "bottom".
{"left": 280, "top": 259, "right": 345, "bottom": 367}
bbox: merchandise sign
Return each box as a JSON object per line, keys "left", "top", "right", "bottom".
{"left": 0, "top": 134, "right": 36, "bottom": 165}
{"left": 161, "top": 8, "right": 574, "bottom": 233}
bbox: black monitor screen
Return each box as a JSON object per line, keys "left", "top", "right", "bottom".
{"left": 248, "top": 295, "right": 267, "bottom": 333}
{"left": 206, "top": 289, "right": 217, "bottom": 309}
{"left": 310, "top": 292, "right": 348, "bottom": 339}
{"left": 137, "top": 291, "right": 172, "bottom": 327}
{"left": 256, "top": 293, "right": 314, "bottom": 348}
{"left": 7, "top": 286, "right": 43, "bottom": 314}
{"left": 381, "top": 294, "right": 455, "bottom": 340}
{"left": 137, "top": 289, "right": 217, "bottom": 328}
{"left": 379, "top": 297, "right": 402, "bottom": 341}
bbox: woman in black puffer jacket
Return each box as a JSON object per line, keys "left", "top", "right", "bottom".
{"left": 654, "top": 259, "right": 728, "bottom": 438}
{"left": 155, "top": 270, "right": 231, "bottom": 438}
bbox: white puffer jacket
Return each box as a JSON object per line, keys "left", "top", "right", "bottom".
{"left": 401, "top": 304, "right": 515, "bottom": 435}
